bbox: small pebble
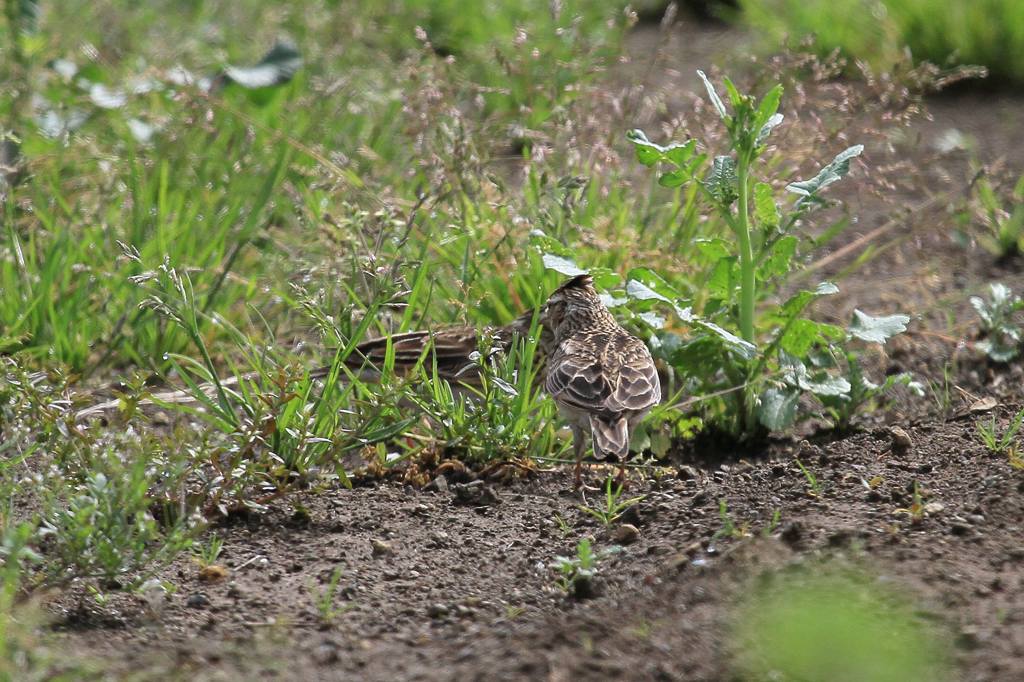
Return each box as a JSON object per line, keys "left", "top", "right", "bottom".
{"left": 612, "top": 524, "right": 640, "bottom": 545}
{"left": 371, "top": 539, "right": 394, "bottom": 557}
{"left": 186, "top": 593, "right": 211, "bottom": 609}
{"left": 888, "top": 426, "right": 913, "bottom": 455}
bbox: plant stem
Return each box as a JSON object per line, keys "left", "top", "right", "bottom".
{"left": 735, "top": 154, "right": 755, "bottom": 344}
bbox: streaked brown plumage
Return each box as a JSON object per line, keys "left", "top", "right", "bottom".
{"left": 538, "top": 274, "right": 661, "bottom": 486}
{"left": 341, "top": 309, "right": 545, "bottom": 385}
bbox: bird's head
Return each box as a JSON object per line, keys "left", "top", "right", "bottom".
{"left": 540, "top": 274, "right": 601, "bottom": 330}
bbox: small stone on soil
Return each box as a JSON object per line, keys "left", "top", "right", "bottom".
{"left": 371, "top": 539, "right": 394, "bottom": 557}
{"left": 186, "top": 593, "right": 211, "bottom": 609}
{"left": 612, "top": 524, "right": 640, "bottom": 544}
{"left": 888, "top": 426, "right": 913, "bottom": 455}
{"left": 427, "top": 603, "right": 449, "bottom": 619}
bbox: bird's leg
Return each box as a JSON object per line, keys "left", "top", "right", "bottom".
{"left": 615, "top": 460, "right": 629, "bottom": 489}
{"left": 571, "top": 424, "right": 586, "bottom": 490}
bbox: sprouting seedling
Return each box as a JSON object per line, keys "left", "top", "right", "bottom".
{"left": 311, "top": 567, "right": 353, "bottom": 625}
{"left": 894, "top": 482, "right": 926, "bottom": 523}
{"left": 794, "top": 458, "right": 823, "bottom": 498}
{"left": 553, "top": 513, "right": 573, "bottom": 538}
{"left": 578, "top": 475, "right": 645, "bottom": 527}
{"left": 713, "top": 499, "right": 750, "bottom": 540}
{"left": 761, "top": 508, "right": 782, "bottom": 538}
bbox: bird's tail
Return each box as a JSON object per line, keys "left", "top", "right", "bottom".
{"left": 588, "top": 414, "right": 629, "bottom": 460}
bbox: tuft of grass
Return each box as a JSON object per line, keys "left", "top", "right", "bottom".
{"left": 977, "top": 406, "right": 1024, "bottom": 455}
{"left": 578, "top": 476, "right": 645, "bottom": 527}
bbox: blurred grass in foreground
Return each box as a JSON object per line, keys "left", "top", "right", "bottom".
{"left": 733, "top": 565, "right": 951, "bottom": 682}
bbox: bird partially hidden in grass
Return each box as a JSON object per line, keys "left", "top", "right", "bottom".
{"left": 75, "top": 275, "right": 661, "bottom": 487}
{"left": 344, "top": 275, "right": 661, "bottom": 487}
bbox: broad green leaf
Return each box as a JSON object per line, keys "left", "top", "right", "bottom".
{"left": 665, "top": 139, "right": 697, "bottom": 167}
{"left": 692, "top": 318, "right": 756, "bottom": 359}
{"left": 722, "top": 77, "right": 745, "bottom": 110}
{"left": 779, "top": 318, "right": 844, "bottom": 357}
{"left": 755, "top": 113, "right": 784, "bottom": 147}
{"left": 706, "top": 155, "right": 738, "bottom": 206}
{"left": 848, "top": 309, "right": 910, "bottom": 344}
{"left": 786, "top": 144, "right": 864, "bottom": 197}
{"left": 224, "top": 40, "right": 302, "bottom": 88}
{"left": 587, "top": 267, "right": 622, "bottom": 290}
{"left": 530, "top": 229, "right": 573, "bottom": 257}
{"left": 779, "top": 281, "right": 839, "bottom": 317}
{"left": 659, "top": 169, "right": 691, "bottom": 188}
{"left": 626, "top": 268, "right": 686, "bottom": 304}
{"left": 697, "top": 70, "right": 728, "bottom": 119}
{"left": 542, "top": 253, "right": 587, "bottom": 277}
{"left": 754, "top": 183, "right": 780, "bottom": 232}
{"left": 785, "top": 363, "right": 851, "bottom": 397}
{"left": 638, "top": 311, "right": 666, "bottom": 329}
{"left": 754, "top": 84, "right": 783, "bottom": 130}
{"left": 758, "top": 387, "right": 800, "bottom": 431}
{"left": 626, "top": 129, "right": 665, "bottom": 166}
{"left": 706, "top": 257, "right": 737, "bottom": 299}
{"left": 695, "top": 238, "right": 731, "bottom": 263}
{"left": 759, "top": 235, "right": 797, "bottom": 280}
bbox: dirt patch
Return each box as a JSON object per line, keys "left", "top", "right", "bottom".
{"left": 52, "top": 415, "right": 1024, "bottom": 680}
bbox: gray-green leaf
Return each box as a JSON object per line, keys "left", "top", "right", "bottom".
{"left": 758, "top": 387, "right": 800, "bottom": 431}
{"left": 697, "top": 70, "right": 728, "bottom": 119}
{"left": 786, "top": 144, "right": 864, "bottom": 197}
{"left": 542, "top": 253, "right": 587, "bottom": 277}
{"left": 848, "top": 309, "right": 910, "bottom": 344}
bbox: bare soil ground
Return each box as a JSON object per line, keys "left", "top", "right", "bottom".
{"left": 56, "top": 418, "right": 1024, "bottom": 681}
{"left": 52, "top": 21, "right": 1024, "bottom": 681}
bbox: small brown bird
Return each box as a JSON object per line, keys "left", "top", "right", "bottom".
{"left": 539, "top": 275, "right": 661, "bottom": 487}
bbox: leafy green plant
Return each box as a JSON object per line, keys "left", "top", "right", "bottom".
{"left": 970, "top": 283, "right": 1024, "bottom": 362}
{"left": 815, "top": 311, "right": 923, "bottom": 431}
{"left": 191, "top": 536, "right": 224, "bottom": 569}
{"left": 38, "top": 448, "right": 195, "bottom": 586}
{"left": 969, "top": 171, "right": 1024, "bottom": 258}
{"left": 977, "top": 406, "right": 1024, "bottom": 455}
{"left": 551, "top": 538, "right": 620, "bottom": 599}
{"left": 578, "top": 476, "right": 645, "bottom": 527}
{"left": 628, "top": 72, "right": 910, "bottom": 439}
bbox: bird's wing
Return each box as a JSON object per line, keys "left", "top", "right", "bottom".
{"left": 547, "top": 337, "right": 660, "bottom": 416}
{"left": 608, "top": 341, "right": 661, "bottom": 413}
{"left": 545, "top": 351, "right": 614, "bottom": 414}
